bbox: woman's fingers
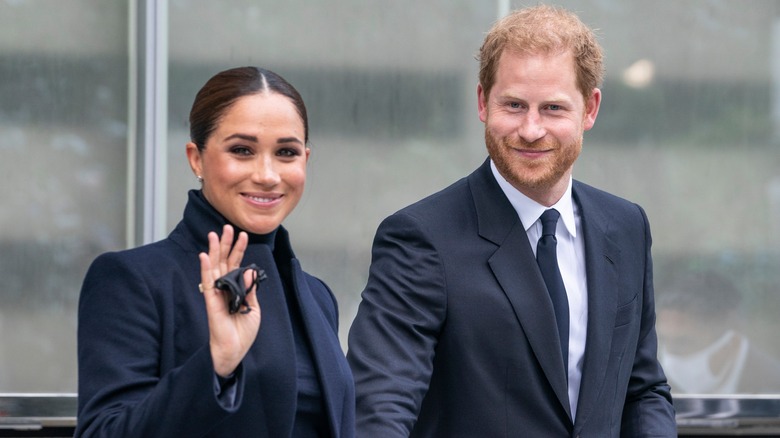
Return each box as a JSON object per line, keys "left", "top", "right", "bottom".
{"left": 206, "top": 231, "right": 221, "bottom": 277}
{"left": 217, "top": 225, "right": 234, "bottom": 274}
{"left": 227, "top": 231, "right": 248, "bottom": 271}
{"left": 199, "top": 251, "right": 227, "bottom": 317}
{"left": 201, "top": 237, "right": 261, "bottom": 377}
{"left": 199, "top": 245, "right": 214, "bottom": 292}
{"left": 202, "top": 227, "right": 255, "bottom": 314}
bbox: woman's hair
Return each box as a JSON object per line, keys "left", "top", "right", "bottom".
{"left": 189, "top": 66, "right": 309, "bottom": 149}
{"left": 477, "top": 5, "right": 604, "bottom": 102}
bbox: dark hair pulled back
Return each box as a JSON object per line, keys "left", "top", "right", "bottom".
{"left": 189, "top": 66, "right": 309, "bottom": 149}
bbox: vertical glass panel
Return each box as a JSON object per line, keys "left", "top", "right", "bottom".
{"left": 0, "top": 0, "right": 129, "bottom": 392}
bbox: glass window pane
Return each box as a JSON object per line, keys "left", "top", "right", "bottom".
{"left": 0, "top": 0, "right": 129, "bottom": 392}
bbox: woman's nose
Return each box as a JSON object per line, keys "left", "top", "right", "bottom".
{"left": 252, "top": 156, "right": 281, "bottom": 186}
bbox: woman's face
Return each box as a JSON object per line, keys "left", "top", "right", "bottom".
{"left": 186, "top": 92, "right": 309, "bottom": 235}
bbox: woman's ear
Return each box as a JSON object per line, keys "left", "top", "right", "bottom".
{"left": 185, "top": 142, "right": 202, "bottom": 177}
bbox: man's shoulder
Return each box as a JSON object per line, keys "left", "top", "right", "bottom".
{"left": 572, "top": 179, "right": 652, "bottom": 240}
{"left": 372, "top": 173, "right": 480, "bottom": 242}
{"left": 573, "top": 179, "right": 643, "bottom": 213}
{"left": 400, "top": 176, "right": 470, "bottom": 214}
{"left": 394, "top": 161, "right": 495, "bottom": 217}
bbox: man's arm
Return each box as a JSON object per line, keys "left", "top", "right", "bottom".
{"left": 347, "top": 212, "right": 447, "bottom": 437}
{"left": 621, "top": 205, "right": 677, "bottom": 437}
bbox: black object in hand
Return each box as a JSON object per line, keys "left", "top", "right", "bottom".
{"left": 214, "top": 264, "right": 267, "bottom": 314}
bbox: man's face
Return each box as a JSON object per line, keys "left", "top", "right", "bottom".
{"left": 477, "top": 50, "right": 600, "bottom": 205}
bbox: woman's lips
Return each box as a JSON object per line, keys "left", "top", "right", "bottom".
{"left": 242, "top": 193, "right": 282, "bottom": 205}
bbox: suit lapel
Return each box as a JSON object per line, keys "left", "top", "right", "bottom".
{"left": 571, "top": 183, "right": 621, "bottom": 427}
{"left": 470, "top": 160, "right": 571, "bottom": 418}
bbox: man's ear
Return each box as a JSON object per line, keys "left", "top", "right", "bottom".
{"left": 477, "top": 83, "right": 489, "bottom": 123}
{"left": 582, "top": 88, "right": 602, "bottom": 131}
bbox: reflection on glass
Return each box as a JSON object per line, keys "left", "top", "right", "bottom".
{"left": 657, "top": 269, "right": 780, "bottom": 394}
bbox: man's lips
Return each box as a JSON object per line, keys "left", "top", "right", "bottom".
{"left": 514, "top": 148, "right": 552, "bottom": 158}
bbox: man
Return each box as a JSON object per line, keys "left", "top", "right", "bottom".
{"left": 347, "top": 5, "right": 676, "bottom": 437}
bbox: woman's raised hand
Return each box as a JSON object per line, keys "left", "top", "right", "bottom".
{"left": 198, "top": 224, "right": 261, "bottom": 377}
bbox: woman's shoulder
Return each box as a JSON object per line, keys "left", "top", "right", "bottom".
{"left": 86, "top": 237, "right": 193, "bottom": 283}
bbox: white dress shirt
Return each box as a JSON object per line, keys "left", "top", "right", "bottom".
{"left": 490, "top": 160, "right": 588, "bottom": 420}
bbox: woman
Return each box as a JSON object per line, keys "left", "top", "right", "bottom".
{"left": 76, "top": 67, "right": 355, "bottom": 437}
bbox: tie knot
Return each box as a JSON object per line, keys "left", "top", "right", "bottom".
{"left": 540, "top": 209, "right": 560, "bottom": 237}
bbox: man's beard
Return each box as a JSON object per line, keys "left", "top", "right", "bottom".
{"left": 485, "top": 127, "right": 581, "bottom": 193}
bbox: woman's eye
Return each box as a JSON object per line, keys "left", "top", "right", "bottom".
{"left": 277, "top": 148, "right": 301, "bottom": 157}
{"left": 230, "top": 146, "right": 253, "bottom": 156}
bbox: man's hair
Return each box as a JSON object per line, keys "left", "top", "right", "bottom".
{"left": 477, "top": 5, "right": 604, "bottom": 102}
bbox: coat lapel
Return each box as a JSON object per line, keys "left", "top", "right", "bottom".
{"left": 469, "top": 160, "right": 571, "bottom": 418}
{"left": 290, "top": 259, "right": 350, "bottom": 438}
{"left": 571, "top": 183, "right": 621, "bottom": 428}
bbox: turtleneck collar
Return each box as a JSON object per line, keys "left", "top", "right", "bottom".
{"left": 175, "top": 189, "right": 279, "bottom": 253}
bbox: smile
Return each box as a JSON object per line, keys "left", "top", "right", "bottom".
{"left": 515, "top": 148, "right": 551, "bottom": 158}
{"left": 243, "top": 193, "right": 282, "bottom": 204}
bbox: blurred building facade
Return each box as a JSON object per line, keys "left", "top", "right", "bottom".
{"left": 2, "top": 0, "right": 780, "bottom": 405}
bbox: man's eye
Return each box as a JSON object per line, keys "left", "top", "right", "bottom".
{"left": 509, "top": 102, "right": 521, "bottom": 108}
{"left": 548, "top": 104, "right": 562, "bottom": 111}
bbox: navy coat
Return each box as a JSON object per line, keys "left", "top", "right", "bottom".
{"left": 77, "top": 190, "right": 354, "bottom": 437}
{"left": 347, "top": 159, "right": 675, "bottom": 437}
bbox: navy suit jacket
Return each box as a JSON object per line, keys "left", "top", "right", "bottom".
{"left": 347, "top": 159, "right": 675, "bottom": 437}
{"left": 77, "top": 190, "right": 355, "bottom": 438}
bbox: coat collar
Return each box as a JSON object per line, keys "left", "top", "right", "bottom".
{"left": 169, "top": 190, "right": 294, "bottom": 260}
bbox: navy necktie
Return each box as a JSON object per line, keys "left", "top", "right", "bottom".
{"left": 536, "top": 209, "right": 569, "bottom": 370}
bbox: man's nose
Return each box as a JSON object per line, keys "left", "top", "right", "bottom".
{"left": 517, "top": 110, "right": 546, "bottom": 143}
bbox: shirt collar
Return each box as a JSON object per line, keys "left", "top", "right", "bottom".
{"left": 489, "top": 159, "right": 577, "bottom": 238}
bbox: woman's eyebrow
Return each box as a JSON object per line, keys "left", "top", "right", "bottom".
{"left": 223, "top": 133, "right": 258, "bottom": 142}
{"left": 277, "top": 136, "right": 303, "bottom": 145}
